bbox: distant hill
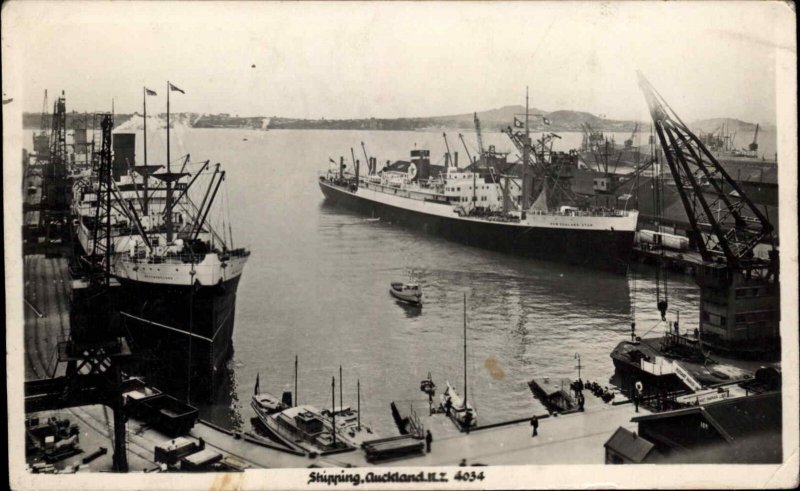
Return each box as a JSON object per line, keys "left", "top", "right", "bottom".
{"left": 691, "top": 118, "right": 765, "bottom": 135}
{"left": 268, "top": 106, "right": 641, "bottom": 132}
{"left": 26, "top": 108, "right": 768, "bottom": 134}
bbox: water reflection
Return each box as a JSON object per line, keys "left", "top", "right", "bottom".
{"left": 394, "top": 301, "right": 423, "bottom": 318}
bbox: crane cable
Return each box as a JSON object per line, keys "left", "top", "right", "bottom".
{"left": 651, "top": 125, "right": 669, "bottom": 321}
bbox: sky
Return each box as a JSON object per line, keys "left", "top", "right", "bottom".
{"left": 2, "top": 1, "right": 795, "bottom": 124}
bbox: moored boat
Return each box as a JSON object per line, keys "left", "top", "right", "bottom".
{"left": 321, "top": 406, "right": 376, "bottom": 446}
{"left": 439, "top": 381, "right": 477, "bottom": 429}
{"left": 260, "top": 405, "right": 354, "bottom": 455}
{"left": 251, "top": 392, "right": 289, "bottom": 418}
{"left": 438, "top": 293, "right": 477, "bottom": 430}
{"left": 528, "top": 377, "right": 579, "bottom": 414}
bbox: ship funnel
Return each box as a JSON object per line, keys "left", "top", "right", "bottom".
{"left": 410, "top": 149, "right": 430, "bottom": 181}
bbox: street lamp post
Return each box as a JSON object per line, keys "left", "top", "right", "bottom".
{"left": 574, "top": 353, "right": 581, "bottom": 381}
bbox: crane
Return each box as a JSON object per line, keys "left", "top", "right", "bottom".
{"left": 39, "top": 89, "right": 49, "bottom": 134}
{"left": 624, "top": 123, "right": 639, "bottom": 149}
{"left": 748, "top": 123, "right": 760, "bottom": 154}
{"left": 637, "top": 72, "right": 778, "bottom": 354}
{"left": 473, "top": 112, "right": 485, "bottom": 160}
{"left": 458, "top": 133, "right": 474, "bottom": 166}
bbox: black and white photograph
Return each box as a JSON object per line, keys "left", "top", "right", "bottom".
{"left": 4, "top": 1, "right": 798, "bottom": 489}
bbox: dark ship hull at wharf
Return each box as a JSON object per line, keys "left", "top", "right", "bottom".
{"left": 319, "top": 178, "right": 637, "bottom": 272}
{"left": 118, "top": 274, "right": 242, "bottom": 400}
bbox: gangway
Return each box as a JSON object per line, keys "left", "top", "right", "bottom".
{"left": 671, "top": 361, "right": 703, "bottom": 392}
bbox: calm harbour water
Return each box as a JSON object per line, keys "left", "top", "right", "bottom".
{"left": 183, "top": 127, "right": 704, "bottom": 435}
{"left": 35, "top": 126, "right": 707, "bottom": 435}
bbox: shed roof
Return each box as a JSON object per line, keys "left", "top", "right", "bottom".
{"left": 632, "top": 392, "right": 781, "bottom": 443}
{"left": 604, "top": 427, "right": 656, "bottom": 463}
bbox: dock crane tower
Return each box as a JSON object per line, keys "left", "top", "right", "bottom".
{"left": 748, "top": 123, "right": 760, "bottom": 156}
{"left": 32, "top": 90, "right": 51, "bottom": 156}
{"left": 473, "top": 112, "right": 485, "bottom": 164}
{"left": 624, "top": 123, "right": 639, "bottom": 149}
{"left": 637, "top": 73, "right": 779, "bottom": 354}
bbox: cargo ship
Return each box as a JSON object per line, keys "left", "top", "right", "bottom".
{"left": 319, "top": 101, "right": 638, "bottom": 271}
{"left": 71, "top": 85, "right": 250, "bottom": 401}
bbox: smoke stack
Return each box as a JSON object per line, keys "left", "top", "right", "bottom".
{"left": 454, "top": 151, "right": 459, "bottom": 167}
{"left": 112, "top": 133, "right": 135, "bottom": 181}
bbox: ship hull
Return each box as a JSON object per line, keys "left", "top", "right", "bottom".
{"left": 118, "top": 275, "right": 242, "bottom": 401}
{"left": 320, "top": 180, "right": 635, "bottom": 271}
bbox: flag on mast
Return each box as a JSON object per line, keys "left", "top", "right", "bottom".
{"left": 145, "top": 87, "right": 157, "bottom": 96}
{"left": 169, "top": 83, "right": 185, "bottom": 94}
{"left": 513, "top": 117, "right": 524, "bottom": 128}
{"left": 542, "top": 116, "right": 551, "bottom": 125}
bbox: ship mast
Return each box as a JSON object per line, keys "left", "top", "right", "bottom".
{"left": 143, "top": 87, "right": 149, "bottom": 215}
{"left": 463, "top": 292, "right": 467, "bottom": 408}
{"left": 522, "top": 87, "right": 530, "bottom": 210}
{"left": 166, "top": 81, "right": 173, "bottom": 242}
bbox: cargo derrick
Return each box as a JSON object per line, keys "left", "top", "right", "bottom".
{"left": 33, "top": 90, "right": 50, "bottom": 156}
{"left": 637, "top": 73, "right": 779, "bottom": 355}
{"left": 60, "top": 114, "right": 132, "bottom": 472}
{"left": 41, "top": 91, "right": 70, "bottom": 253}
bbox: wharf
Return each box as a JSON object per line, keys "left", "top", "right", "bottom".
{"left": 23, "top": 254, "right": 649, "bottom": 471}
{"left": 631, "top": 245, "right": 703, "bottom": 274}
{"left": 328, "top": 393, "right": 645, "bottom": 467}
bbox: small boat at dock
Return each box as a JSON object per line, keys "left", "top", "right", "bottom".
{"left": 390, "top": 282, "right": 422, "bottom": 305}
{"left": 321, "top": 405, "right": 375, "bottom": 446}
{"left": 438, "top": 293, "right": 478, "bottom": 430}
{"left": 440, "top": 381, "right": 477, "bottom": 429}
{"left": 250, "top": 373, "right": 291, "bottom": 418}
{"left": 251, "top": 392, "right": 289, "bottom": 417}
{"left": 258, "top": 405, "right": 354, "bottom": 454}
{"left": 529, "top": 377, "right": 579, "bottom": 414}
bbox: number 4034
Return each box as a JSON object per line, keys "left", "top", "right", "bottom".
{"left": 453, "top": 470, "right": 485, "bottom": 482}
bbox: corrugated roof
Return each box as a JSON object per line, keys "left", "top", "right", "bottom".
{"left": 632, "top": 392, "right": 781, "bottom": 443}
{"left": 604, "top": 427, "right": 655, "bottom": 463}
{"left": 703, "top": 392, "right": 781, "bottom": 441}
